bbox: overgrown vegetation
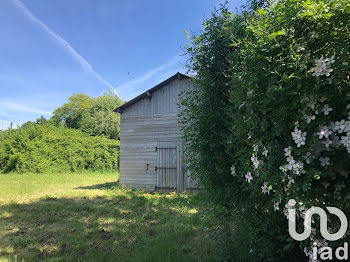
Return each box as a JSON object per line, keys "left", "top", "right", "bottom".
{"left": 0, "top": 123, "right": 119, "bottom": 173}
{"left": 0, "top": 173, "right": 217, "bottom": 262}
{"left": 0, "top": 92, "right": 123, "bottom": 174}
{"left": 182, "top": 0, "right": 350, "bottom": 260}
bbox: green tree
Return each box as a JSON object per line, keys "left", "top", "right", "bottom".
{"left": 81, "top": 91, "right": 124, "bottom": 139}
{"left": 36, "top": 116, "right": 47, "bottom": 125}
{"left": 52, "top": 94, "right": 94, "bottom": 129}
{"left": 52, "top": 92, "right": 124, "bottom": 139}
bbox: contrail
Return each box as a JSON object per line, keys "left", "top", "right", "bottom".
{"left": 116, "top": 54, "right": 181, "bottom": 98}
{"left": 11, "top": 0, "right": 117, "bottom": 93}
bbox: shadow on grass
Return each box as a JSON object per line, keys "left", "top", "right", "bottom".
{"left": 74, "top": 181, "right": 120, "bottom": 190}
{"left": 0, "top": 191, "right": 217, "bottom": 262}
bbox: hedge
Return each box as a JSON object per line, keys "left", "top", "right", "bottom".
{"left": 181, "top": 0, "right": 350, "bottom": 260}
{"left": 0, "top": 123, "right": 119, "bottom": 173}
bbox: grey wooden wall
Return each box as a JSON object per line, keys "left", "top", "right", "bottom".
{"left": 119, "top": 78, "right": 198, "bottom": 192}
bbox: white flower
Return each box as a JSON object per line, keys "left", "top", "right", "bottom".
{"left": 319, "top": 157, "right": 330, "bottom": 167}
{"left": 291, "top": 127, "right": 307, "bottom": 147}
{"left": 286, "top": 155, "right": 294, "bottom": 164}
{"left": 251, "top": 154, "right": 261, "bottom": 170}
{"left": 282, "top": 147, "right": 305, "bottom": 175}
{"left": 284, "top": 147, "right": 292, "bottom": 156}
{"left": 279, "top": 165, "right": 288, "bottom": 173}
{"left": 262, "top": 148, "right": 269, "bottom": 157}
{"left": 308, "top": 55, "right": 335, "bottom": 77}
{"left": 286, "top": 155, "right": 296, "bottom": 170}
{"left": 294, "top": 162, "right": 305, "bottom": 175}
{"left": 245, "top": 171, "right": 253, "bottom": 183}
{"left": 326, "top": 55, "right": 335, "bottom": 64}
{"left": 304, "top": 114, "right": 316, "bottom": 124}
{"left": 273, "top": 201, "right": 280, "bottom": 211}
{"left": 287, "top": 176, "right": 295, "bottom": 186}
{"left": 340, "top": 133, "right": 350, "bottom": 153}
{"left": 332, "top": 120, "right": 348, "bottom": 133}
{"left": 253, "top": 144, "right": 259, "bottom": 152}
{"left": 231, "top": 166, "right": 236, "bottom": 176}
{"left": 247, "top": 90, "right": 254, "bottom": 97}
{"left": 317, "top": 126, "right": 333, "bottom": 139}
{"left": 261, "top": 182, "right": 269, "bottom": 194}
{"left": 321, "top": 104, "right": 333, "bottom": 115}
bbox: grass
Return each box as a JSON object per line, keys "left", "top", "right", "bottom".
{"left": 0, "top": 173, "right": 218, "bottom": 262}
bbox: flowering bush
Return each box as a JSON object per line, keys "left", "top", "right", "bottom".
{"left": 182, "top": 0, "right": 350, "bottom": 260}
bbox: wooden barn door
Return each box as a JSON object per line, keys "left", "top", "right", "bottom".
{"left": 156, "top": 142, "right": 177, "bottom": 191}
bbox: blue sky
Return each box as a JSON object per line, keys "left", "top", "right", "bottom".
{"left": 0, "top": 0, "right": 245, "bottom": 128}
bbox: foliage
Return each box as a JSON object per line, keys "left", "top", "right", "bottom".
{"left": 182, "top": 0, "right": 350, "bottom": 260}
{"left": 52, "top": 91, "right": 124, "bottom": 139}
{"left": 0, "top": 122, "right": 120, "bottom": 173}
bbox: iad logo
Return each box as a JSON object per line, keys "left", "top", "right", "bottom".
{"left": 288, "top": 199, "right": 348, "bottom": 241}
{"left": 287, "top": 199, "right": 349, "bottom": 260}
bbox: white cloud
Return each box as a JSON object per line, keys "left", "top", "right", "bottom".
{"left": 0, "top": 101, "right": 52, "bottom": 115}
{"left": 11, "top": 0, "right": 116, "bottom": 92}
{"left": 116, "top": 54, "right": 182, "bottom": 99}
{"left": 0, "top": 120, "right": 19, "bottom": 130}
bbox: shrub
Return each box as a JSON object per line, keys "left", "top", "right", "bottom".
{"left": 182, "top": 0, "right": 350, "bottom": 260}
{"left": 0, "top": 122, "right": 119, "bottom": 173}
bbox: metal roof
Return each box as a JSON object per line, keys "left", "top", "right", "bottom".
{"left": 114, "top": 72, "right": 191, "bottom": 113}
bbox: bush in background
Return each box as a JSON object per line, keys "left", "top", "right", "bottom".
{"left": 0, "top": 122, "right": 119, "bottom": 173}
{"left": 182, "top": 0, "right": 350, "bottom": 260}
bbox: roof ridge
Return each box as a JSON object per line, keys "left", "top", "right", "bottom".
{"left": 114, "top": 72, "right": 191, "bottom": 113}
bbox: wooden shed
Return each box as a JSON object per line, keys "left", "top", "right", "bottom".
{"left": 114, "top": 72, "right": 199, "bottom": 192}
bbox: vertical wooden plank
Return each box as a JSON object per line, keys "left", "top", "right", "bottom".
{"left": 170, "top": 142, "right": 172, "bottom": 189}
{"left": 174, "top": 142, "right": 177, "bottom": 189}
{"left": 162, "top": 142, "right": 165, "bottom": 190}
{"left": 157, "top": 142, "right": 160, "bottom": 189}
{"left": 168, "top": 84, "right": 171, "bottom": 113}
{"left": 164, "top": 142, "right": 167, "bottom": 188}
{"left": 160, "top": 142, "right": 163, "bottom": 189}
{"left": 167, "top": 142, "right": 170, "bottom": 188}
{"left": 172, "top": 142, "right": 174, "bottom": 189}
{"left": 169, "top": 142, "right": 173, "bottom": 188}
{"left": 164, "top": 142, "right": 167, "bottom": 189}
{"left": 162, "top": 142, "right": 165, "bottom": 189}
{"left": 176, "top": 141, "right": 182, "bottom": 192}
